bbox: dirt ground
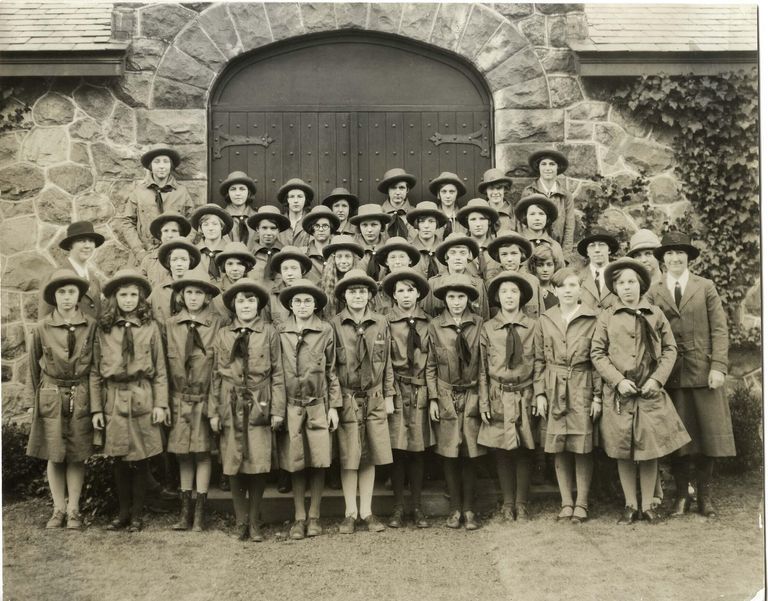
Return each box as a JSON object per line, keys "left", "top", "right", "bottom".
{"left": 2, "top": 473, "right": 765, "bottom": 601}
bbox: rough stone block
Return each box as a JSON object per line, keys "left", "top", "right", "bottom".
{"left": 75, "top": 192, "right": 115, "bottom": 224}
{"left": 140, "top": 3, "right": 196, "bottom": 42}
{"left": 174, "top": 144, "right": 207, "bottom": 180}
{"left": 48, "top": 78, "right": 82, "bottom": 97}
{"left": 598, "top": 206, "right": 636, "bottom": 237}
{"left": 429, "top": 3, "right": 471, "bottom": 51}
{"left": 113, "top": 72, "right": 152, "bottom": 108}
{"left": 548, "top": 76, "right": 583, "bottom": 108}
{"left": 2, "top": 362, "right": 12, "bottom": 383}
{"left": 496, "top": 142, "right": 550, "bottom": 177}
{"left": 1, "top": 291, "right": 21, "bottom": 323}
{"left": 557, "top": 143, "right": 598, "bottom": 178}
{"left": 0, "top": 215, "right": 37, "bottom": 256}
{"left": 620, "top": 139, "right": 675, "bottom": 175}
{"left": 495, "top": 3, "right": 534, "bottom": 19}
{"left": 458, "top": 4, "right": 504, "bottom": 59}
{"left": 535, "top": 3, "right": 584, "bottom": 15}
{"left": 399, "top": 3, "right": 438, "bottom": 43}
{"left": 264, "top": 3, "right": 306, "bottom": 39}
{"left": 21, "top": 127, "right": 68, "bottom": 166}
{"left": 496, "top": 109, "right": 564, "bottom": 143}
{"left": 567, "top": 121, "right": 593, "bottom": 140}
{"left": 595, "top": 122, "right": 625, "bottom": 148}
{"left": 572, "top": 180, "right": 602, "bottom": 211}
{"left": 485, "top": 48, "right": 544, "bottom": 90}
{"left": 32, "top": 93, "right": 75, "bottom": 126}
{"left": 518, "top": 14, "right": 545, "bottom": 46}
{"left": 0, "top": 132, "right": 20, "bottom": 166}
{"left": 609, "top": 106, "right": 650, "bottom": 138}
{"left": 69, "top": 118, "right": 102, "bottom": 142}
{"left": 22, "top": 290, "right": 39, "bottom": 320}
{"left": 152, "top": 77, "right": 208, "bottom": 110}
{"left": 335, "top": 3, "right": 368, "bottom": 29}
{"left": 35, "top": 186, "right": 73, "bottom": 225}
{"left": 369, "top": 3, "right": 402, "bottom": 33}
{"left": 0, "top": 199, "right": 34, "bottom": 220}
{"left": 475, "top": 22, "right": 529, "bottom": 73}
{"left": 301, "top": 3, "right": 337, "bottom": 33}
{"left": 536, "top": 48, "right": 575, "bottom": 73}
{"left": 183, "top": 179, "right": 208, "bottom": 207}
{"left": 48, "top": 163, "right": 94, "bottom": 196}
{"left": 156, "top": 46, "right": 215, "bottom": 90}
{"left": 198, "top": 3, "right": 241, "bottom": 57}
{"left": 628, "top": 203, "right": 667, "bottom": 232}
{"left": 175, "top": 22, "right": 229, "bottom": 70}
{"left": 548, "top": 15, "right": 567, "bottom": 47}
{"left": 567, "top": 101, "right": 609, "bottom": 121}
{"left": 136, "top": 109, "right": 206, "bottom": 145}
{"left": 0, "top": 163, "right": 45, "bottom": 200}
{"left": 73, "top": 84, "right": 115, "bottom": 122}
{"left": 92, "top": 240, "right": 133, "bottom": 278}
{"left": 126, "top": 37, "right": 168, "bottom": 72}
{"left": 105, "top": 103, "right": 136, "bottom": 147}
{"left": 70, "top": 141, "right": 90, "bottom": 165}
{"left": 649, "top": 174, "right": 681, "bottom": 204}
{"left": 493, "top": 77, "right": 549, "bottom": 109}
{"left": 91, "top": 142, "right": 142, "bottom": 180}
{"left": 1, "top": 251, "right": 54, "bottom": 291}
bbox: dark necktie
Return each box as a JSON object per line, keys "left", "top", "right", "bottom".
{"left": 184, "top": 321, "right": 206, "bottom": 373}
{"left": 148, "top": 183, "right": 173, "bottom": 213}
{"left": 453, "top": 323, "right": 472, "bottom": 379}
{"left": 478, "top": 247, "right": 488, "bottom": 278}
{"left": 365, "top": 249, "right": 379, "bottom": 279}
{"left": 387, "top": 210, "right": 408, "bottom": 239}
{"left": 616, "top": 307, "right": 659, "bottom": 369}
{"left": 594, "top": 270, "right": 602, "bottom": 297}
{"left": 118, "top": 320, "right": 134, "bottom": 370}
{"left": 355, "top": 323, "right": 373, "bottom": 390}
{"left": 422, "top": 250, "right": 440, "bottom": 279}
{"left": 674, "top": 281, "right": 682, "bottom": 307}
{"left": 443, "top": 218, "right": 454, "bottom": 238}
{"left": 405, "top": 318, "right": 422, "bottom": 366}
{"left": 230, "top": 327, "right": 251, "bottom": 381}
{"left": 295, "top": 328, "right": 311, "bottom": 375}
{"left": 204, "top": 249, "right": 221, "bottom": 279}
{"left": 264, "top": 248, "right": 276, "bottom": 279}
{"left": 66, "top": 324, "right": 76, "bottom": 359}
{"left": 504, "top": 322, "right": 523, "bottom": 370}
{"left": 234, "top": 215, "right": 249, "bottom": 246}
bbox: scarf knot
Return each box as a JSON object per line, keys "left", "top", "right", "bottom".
{"left": 148, "top": 183, "right": 173, "bottom": 213}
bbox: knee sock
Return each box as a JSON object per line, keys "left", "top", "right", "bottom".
{"left": 443, "top": 458, "right": 462, "bottom": 513}
{"left": 247, "top": 474, "right": 268, "bottom": 527}
{"left": 639, "top": 459, "right": 658, "bottom": 512}
{"left": 494, "top": 449, "right": 516, "bottom": 507}
{"left": 574, "top": 453, "right": 594, "bottom": 509}
{"left": 65, "top": 462, "right": 85, "bottom": 514}
{"left": 47, "top": 461, "right": 67, "bottom": 513}
{"left": 340, "top": 469, "right": 359, "bottom": 518}
{"left": 515, "top": 449, "right": 532, "bottom": 506}
{"left": 391, "top": 450, "right": 407, "bottom": 510}
{"left": 113, "top": 461, "right": 132, "bottom": 519}
{"left": 617, "top": 459, "right": 638, "bottom": 510}
{"left": 130, "top": 460, "right": 148, "bottom": 520}
{"left": 407, "top": 452, "right": 424, "bottom": 510}
{"left": 554, "top": 453, "right": 575, "bottom": 507}
{"left": 358, "top": 463, "right": 376, "bottom": 519}
{"left": 229, "top": 474, "right": 249, "bottom": 525}
{"left": 291, "top": 470, "right": 307, "bottom": 521}
{"left": 177, "top": 455, "right": 194, "bottom": 491}
{"left": 461, "top": 457, "right": 477, "bottom": 513}
{"left": 308, "top": 468, "right": 325, "bottom": 520}
{"left": 695, "top": 455, "right": 714, "bottom": 499}
{"left": 195, "top": 454, "right": 211, "bottom": 494}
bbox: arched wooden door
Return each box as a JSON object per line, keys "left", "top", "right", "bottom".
{"left": 209, "top": 32, "right": 493, "bottom": 206}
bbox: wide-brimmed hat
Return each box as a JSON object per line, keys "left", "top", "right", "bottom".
{"left": 42, "top": 269, "right": 90, "bottom": 307}
{"left": 334, "top": 269, "right": 378, "bottom": 300}
{"left": 103, "top": 268, "right": 152, "bottom": 298}
{"left": 378, "top": 168, "right": 416, "bottom": 194}
{"left": 433, "top": 273, "right": 479, "bottom": 302}
{"left": 487, "top": 272, "right": 533, "bottom": 307}
{"left": 277, "top": 178, "right": 315, "bottom": 205}
{"left": 528, "top": 149, "right": 569, "bottom": 175}
{"left": 222, "top": 279, "right": 269, "bottom": 313}
{"left": 190, "top": 203, "right": 234, "bottom": 236}
{"left": 653, "top": 231, "right": 700, "bottom": 262}
{"left": 214, "top": 241, "right": 256, "bottom": 271}
{"left": 514, "top": 194, "right": 559, "bottom": 226}
{"left": 381, "top": 267, "right": 429, "bottom": 300}
{"left": 604, "top": 258, "right": 651, "bottom": 296}
{"left": 487, "top": 230, "right": 534, "bottom": 262}
{"left": 169, "top": 265, "right": 220, "bottom": 297}
{"left": 269, "top": 245, "right": 313, "bottom": 277}
{"left": 406, "top": 201, "right": 448, "bottom": 228}
{"left": 140, "top": 144, "right": 181, "bottom": 170}
{"left": 279, "top": 278, "right": 328, "bottom": 311}
{"left": 219, "top": 170, "right": 256, "bottom": 198}
{"left": 322, "top": 234, "right": 365, "bottom": 260}
{"left": 435, "top": 232, "right": 480, "bottom": 265}
{"left": 627, "top": 229, "right": 662, "bottom": 258}
{"left": 349, "top": 203, "right": 392, "bottom": 227}
{"left": 428, "top": 171, "right": 467, "bottom": 198}
{"left": 375, "top": 236, "right": 421, "bottom": 267}
{"left": 456, "top": 198, "right": 500, "bottom": 229}
{"left": 149, "top": 211, "right": 192, "bottom": 240}
{"left": 577, "top": 227, "right": 620, "bottom": 257}
{"left": 59, "top": 221, "right": 105, "bottom": 250}
{"left": 301, "top": 205, "right": 341, "bottom": 235}
{"left": 322, "top": 187, "right": 359, "bottom": 214}
{"left": 157, "top": 239, "right": 201, "bottom": 270}
{"left": 477, "top": 168, "right": 513, "bottom": 195}
{"left": 246, "top": 204, "right": 290, "bottom": 231}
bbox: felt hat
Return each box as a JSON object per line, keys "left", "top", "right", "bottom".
{"left": 103, "top": 268, "right": 152, "bottom": 298}
{"left": 456, "top": 198, "right": 500, "bottom": 229}
{"left": 477, "top": 168, "right": 513, "bottom": 195}
{"left": 269, "top": 245, "right": 313, "bottom": 277}
{"left": 214, "top": 241, "right": 256, "bottom": 271}
{"left": 157, "top": 239, "right": 201, "bottom": 270}
{"left": 428, "top": 171, "right": 467, "bottom": 198}
{"left": 277, "top": 178, "right": 315, "bottom": 205}
{"left": 148, "top": 211, "right": 192, "bottom": 241}
{"left": 219, "top": 170, "right": 256, "bottom": 198}
{"left": 406, "top": 201, "right": 448, "bottom": 228}
{"left": 58, "top": 221, "right": 105, "bottom": 250}
{"left": 378, "top": 168, "right": 416, "bottom": 193}
{"left": 375, "top": 236, "right": 421, "bottom": 267}
{"left": 190, "top": 203, "right": 234, "bottom": 236}
{"left": 653, "top": 231, "right": 700, "bottom": 262}
{"left": 604, "top": 258, "right": 651, "bottom": 296}
{"left": 222, "top": 279, "right": 270, "bottom": 313}
{"left": 278, "top": 278, "right": 328, "bottom": 311}
{"left": 528, "top": 149, "right": 569, "bottom": 175}
{"left": 349, "top": 203, "right": 392, "bottom": 227}
{"left": 42, "top": 269, "right": 90, "bottom": 307}
{"left": 169, "top": 266, "right": 220, "bottom": 297}
{"left": 246, "top": 204, "right": 291, "bottom": 231}
{"left": 487, "top": 229, "right": 533, "bottom": 262}
{"left": 577, "top": 227, "right": 620, "bottom": 257}
{"left": 334, "top": 269, "right": 378, "bottom": 300}
{"left": 140, "top": 144, "right": 181, "bottom": 170}
{"left": 435, "top": 232, "right": 480, "bottom": 265}
{"left": 301, "top": 205, "right": 341, "bottom": 235}
{"left": 627, "top": 229, "right": 662, "bottom": 258}
{"left": 433, "top": 273, "right": 479, "bottom": 302}
{"left": 322, "top": 187, "right": 359, "bottom": 214}
{"left": 514, "top": 194, "right": 559, "bottom": 226}
{"left": 381, "top": 267, "right": 429, "bottom": 300}
{"left": 322, "top": 234, "right": 365, "bottom": 260}
{"left": 487, "top": 271, "right": 533, "bottom": 307}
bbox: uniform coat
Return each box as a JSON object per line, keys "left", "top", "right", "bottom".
{"left": 26, "top": 310, "right": 97, "bottom": 462}
{"left": 196, "top": 240, "right": 226, "bottom": 283}
{"left": 139, "top": 248, "right": 173, "bottom": 289}
{"left": 149, "top": 281, "right": 180, "bottom": 324}
{"left": 521, "top": 230, "right": 566, "bottom": 269}
{"left": 578, "top": 265, "right": 618, "bottom": 312}
{"left": 302, "top": 240, "right": 328, "bottom": 284}
{"left": 278, "top": 217, "right": 311, "bottom": 248}
{"left": 591, "top": 301, "right": 691, "bottom": 461}
{"left": 354, "top": 235, "right": 389, "bottom": 282}
{"left": 423, "top": 272, "right": 490, "bottom": 320}
{"left": 521, "top": 180, "right": 575, "bottom": 262}
{"left": 381, "top": 198, "right": 416, "bottom": 240}
{"left": 38, "top": 258, "right": 102, "bottom": 320}
{"left": 488, "top": 200, "right": 516, "bottom": 233}
{"left": 224, "top": 207, "right": 257, "bottom": 247}
{"left": 484, "top": 267, "right": 544, "bottom": 320}
{"left": 249, "top": 241, "right": 283, "bottom": 284}
{"left": 265, "top": 281, "right": 291, "bottom": 330}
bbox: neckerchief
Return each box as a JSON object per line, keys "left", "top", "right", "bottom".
{"left": 504, "top": 322, "right": 523, "bottom": 370}
{"left": 453, "top": 322, "right": 473, "bottom": 378}
{"left": 183, "top": 320, "right": 206, "bottom": 373}
{"left": 421, "top": 249, "right": 441, "bottom": 279}
{"left": 116, "top": 320, "right": 134, "bottom": 370}
{"left": 355, "top": 322, "right": 373, "bottom": 390}
{"left": 405, "top": 317, "right": 423, "bottom": 366}
{"left": 386, "top": 210, "right": 409, "bottom": 239}
{"left": 233, "top": 214, "right": 249, "bottom": 246}
{"left": 364, "top": 248, "right": 379, "bottom": 279}
{"left": 202, "top": 248, "right": 222, "bottom": 279}
{"left": 148, "top": 183, "right": 173, "bottom": 213}
{"left": 230, "top": 326, "right": 251, "bottom": 382}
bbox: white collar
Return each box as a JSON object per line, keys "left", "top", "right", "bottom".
{"left": 68, "top": 257, "right": 89, "bottom": 280}
{"left": 538, "top": 178, "right": 558, "bottom": 195}
{"left": 667, "top": 269, "right": 690, "bottom": 290}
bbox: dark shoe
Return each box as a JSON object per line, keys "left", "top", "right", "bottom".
{"left": 306, "top": 518, "right": 322, "bottom": 537}
{"left": 463, "top": 511, "right": 479, "bottom": 531}
{"left": 413, "top": 508, "right": 429, "bottom": 529}
{"left": 338, "top": 515, "right": 356, "bottom": 534}
{"left": 515, "top": 503, "right": 530, "bottom": 522}
{"left": 126, "top": 518, "right": 143, "bottom": 532}
{"left": 106, "top": 516, "right": 130, "bottom": 531}
{"left": 557, "top": 506, "right": 574, "bottom": 522}
{"left": 445, "top": 510, "right": 461, "bottom": 529}
{"left": 387, "top": 507, "right": 403, "bottom": 529}
{"left": 191, "top": 492, "right": 207, "bottom": 532}
{"left": 172, "top": 490, "right": 192, "bottom": 531}
{"left": 159, "top": 487, "right": 178, "bottom": 501}
{"left": 236, "top": 523, "right": 249, "bottom": 541}
{"left": 277, "top": 471, "right": 292, "bottom": 494}
{"left": 501, "top": 504, "right": 516, "bottom": 522}
{"left": 66, "top": 511, "right": 83, "bottom": 530}
{"left": 219, "top": 475, "right": 230, "bottom": 492}
{"left": 249, "top": 523, "right": 264, "bottom": 542}
{"left": 698, "top": 496, "right": 717, "bottom": 518}
{"left": 642, "top": 509, "right": 663, "bottom": 525}
{"left": 289, "top": 520, "right": 306, "bottom": 540}
{"left": 46, "top": 509, "right": 67, "bottom": 529}
{"left": 571, "top": 505, "right": 588, "bottom": 524}
{"left": 363, "top": 514, "right": 385, "bottom": 532}
{"left": 617, "top": 506, "right": 637, "bottom": 525}
{"left": 669, "top": 496, "right": 690, "bottom": 517}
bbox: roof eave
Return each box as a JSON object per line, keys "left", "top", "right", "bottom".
{"left": 570, "top": 48, "right": 758, "bottom": 76}
{"left": 0, "top": 45, "right": 129, "bottom": 77}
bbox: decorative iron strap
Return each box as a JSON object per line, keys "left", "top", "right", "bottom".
{"left": 429, "top": 122, "right": 490, "bottom": 158}
{"left": 212, "top": 123, "right": 275, "bottom": 159}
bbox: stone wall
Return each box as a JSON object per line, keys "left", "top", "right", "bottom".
{"left": 0, "top": 2, "right": 760, "bottom": 421}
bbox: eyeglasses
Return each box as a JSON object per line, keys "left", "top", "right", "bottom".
{"left": 291, "top": 298, "right": 316, "bottom": 306}
{"left": 313, "top": 223, "right": 332, "bottom": 231}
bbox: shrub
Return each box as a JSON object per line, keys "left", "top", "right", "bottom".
{"left": 720, "top": 381, "right": 763, "bottom": 474}
{"left": 81, "top": 454, "right": 118, "bottom": 518}
{"left": 1, "top": 422, "right": 46, "bottom": 498}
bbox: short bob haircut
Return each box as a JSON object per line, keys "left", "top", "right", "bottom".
{"left": 550, "top": 267, "right": 583, "bottom": 288}
{"left": 528, "top": 244, "right": 564, "bottom": 275}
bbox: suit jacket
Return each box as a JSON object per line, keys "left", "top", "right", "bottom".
{"left": 645, "top": 273, "right": 728, "bottom": 388}
{"left": 578, "top": 265, "right": 617, "bottom": 313}
{"left": 38, "top": 258, "right": 103, "bottom": 320}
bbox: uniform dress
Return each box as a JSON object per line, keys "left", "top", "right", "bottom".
{"left": 277, "top": 314, "right": 341, "bottom": 471}
{"left": 89, "top": 317, "right": 169, "bottom": 461}
{"left": 425, "top": 311, "right": 486, "bottom": 458}
{"left": 354, "top": 235, "right": 389, "bottom": 281}
{"left": 591, "top": 301, "right": 691, "bottom": 461}
{"left": 387, "top": 306, "right": 434, "bottom": 452}
{"left": 211, "top": 274, "right": 239, "bottom": 322}
{"left": 484, "top": 266, "right": 544, "bottom": 320}
{"left": 488, "top": 200, "right": 516, "bottom": 233}
{"left": 477, "top": 312, "right": 536, "bottom": 451}
{"left": 197, "top": 240, "right": 226, "bottom": 283}
{"left": 250, "top": 241, "right": 283, "bottom": 284}
{"left": 209, "top": 318, "right": 286, "bottom": 475}
{"left": 38, "top": 258, "right": 102, "bottom": 320}
{"left": 26, "top": 310, "right": 97, "bottom": 463}
{"left": 436, "top": 213, "right": 467, "bottom": 240}
{"left": 149, "top": 280, "right": 181, "bottom": 323}
{"left": 265, "top": 281, "right": 291, "bottom": 330}
{"left": 423, "top": 272, "right": 490, "bottom": 320}
{"left": 164, "top": 307, "right": 223, "bottom": 454}
{"left": 381, "top": 198, "right": 415, "bottom": 240}
{"left": 278, "top": 216, "right": 311, "bottom": 248}
{"left": 533, "top": 305, "right": 600, "bottom": 454}
{"left": 411, "top": 237, "right": 444, "bottom": 280}
{"left": 331, "top": 307, "right": 395, "bottom": 469}
{"left": 521, "top": 180, "right": 575, "bottom": 262}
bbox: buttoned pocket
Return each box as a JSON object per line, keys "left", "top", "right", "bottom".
{"left": 306, "top": 402, "right": 328, "bottom": 430}
{"left": 37, "top": 387, "right": 60, "bottom": 419}
{"left": 248, "top": 388, "right": 271, "bottom": 426}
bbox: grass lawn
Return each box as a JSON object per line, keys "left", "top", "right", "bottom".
{"left": 3, "top": 472, "right": 764, "bottom": 601}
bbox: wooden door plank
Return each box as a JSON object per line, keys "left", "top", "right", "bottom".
{"left": 336, "top": 112, "right": 352, "bottom": 193}
{"left": 300, "top": 112, "right": 319, "bottom": 193}
{"left": 455, "top": 110, "right": 476, "bottom": 201}
{"left": 282, "top": 113, "right": 301, "bottom": 189}
{"left": 437, "top": 111, "right": 457, "bottom": 178}
{"left": 228, "top": 112, "right": 248, "bottom": 178}
{"left": 356, "top": 112, "right": 369, "bottom": 202}
{"left": 209, "top": 111, "right": 229, "bottom": 202}
{"left": 420, "top": 111, "right": 439, "bottom": 203}
{"left": 246, "top": 111, "right": 267, "bottom": 205}
{"left": 317, "top": 111, "right": 336, "bottom": 199}
{"left": 263, "top": 111, "right": 283, "bottom": 205}
{"left": 402, "top": 112, "right": 424, "bottom": 202}
{"left": 368, "top": 111, "right": 387, "bottom": 204}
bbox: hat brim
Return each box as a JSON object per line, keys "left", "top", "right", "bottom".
{"left": 348, "top": 212, "right": 392, "bottom": 227}
{"left": 433, "top": 282, "right": 479, "bottom": 302}
{"left": 158, "top": 241, "right": 202, "bottom": 270}
{"left": 653, "top": 243, "right": 700, "bottom": 262}
{"left": 577, "top": 234, "right": 620, "bottom": 257}
{"left": 103, "top": 274, "right": 152, "bottom": 298}
{"left": 277, "top": 183, "right": 315, "bottom": 205}
{"left": 279, "top": 284, "right": 328, "bottom": 311}
{"left": 378, "top": 173, "right": 416, "bottom": 194}
{"left": 477, "top": 177, "right": 512, "bottom": 195}
{"left": 42, "top": 275, "right": 89, "bottom": 307}
{"left": 406, "top": 208, "right": 448, "bottom": 228}
{"left": 170, "top": 277, "right": 220, "bottom": 297}
{"left": 222, "top": 281, "right": 270, "bottom": 313}
{"left": 428, "top": 177, "right": 467, "bottom": 198}
{"left": 141, "top": 147, "right": 181, "bottom": 170}
{"left": 627, "top": 245, "right": 658, "bottom": 258}
{"left": 528, "top": 150, "right": 569, "bottom": 175}
{"left": 487, "top": 235, "right": 533, "bottom": 262}
{"left": 149, "top": 215, "right": 192, "bottom": 240}
{"left": 514, "top": 196, "right": 559, "bottom": 226}
{"left": 435, "top": 237, "right": 480, "bottom": 265}
{"left": 322, "top": 194, "right": 359, "bottom": 213}
{"left": 604, "top": 259, "right": 651, "bottom": 296}
{"left": 246, "top": 212, "right": 291, "bottom": 232}
{"left": 302, "top": 212, "right": 341, "bottom": 235}
{"left": 270, "top": 252, "right": 313, "bottom": 277}
{"left": 456, "top": 206, "right": 499, "bottom": 229}
{"left": 375, "top": 244, "right": 422, "bottom": 268}
{"left": 59, "top": 232, "right": 105, "bottom": 250}
{"left": 334, "top": 275, "right": 378, "bottom": 300}
{"left": 219, "top": 176, "right": 256, "bottom": 198}
{"left": 191, "top": 206, "right": 234, "bottom": 236}
{"left": 215, "top": 251, "right": 256, "bottom": 271}
{"left": 381, "top": 270, "right": 429, "bottom": 300}
{"left": 487, "top": 273, "right": 534, "bottom": 307}
{"left": 322, "top": 241, "right": 365, "bottom": 260}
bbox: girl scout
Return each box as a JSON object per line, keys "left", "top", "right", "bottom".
{"left": 456, "top": 198, "right": 499, "bottom": 280}
{"left": 219, "top": 170, "right": 257, "bottom": 247}
{"left": 486, "top": 230, "right": 543, "bottom": 319}
{"left": 300, "top": 205, "right": 340, "bottom": 283}
{"left": 372, "top": 236, "right": 420, "bottom": 314}
{"left": 528, "top": 244, "right": 562, "bottom": 311}
{"left": 190, "top": 203, "right": 234, "bottom": 282}
{"left": 350, "top": 204, "right": 392, "bottom": 281}
{"left": 90, "top": 269, "right": 169, "bottom": 532}
{"left": 27, "top": 270, "right": 97, "bottom": 530}
{"left": 322, "top": 187, "right": 359, "bottom": 237}
{"left": 209, "top": 279, "right": 286, "bottom": 541}
{"left": 148, "top": 239, "right": 201, "bottom": 323}
{"left": 266, "top": 246, "right": 313, "bottom": 330}
{"left": 379, "top": 167, "right": 416, "bottom": 239}
{"left": 331, "top": 269, "right": 395, "bottom": 534}
{"left": 246, "top": 205, "right": 289, "bottom": 283}
{"left": 320, "top": 235, "right": 364, "bottom": 320}
{"left": 477, "top": 168, "right": 515, "bottom": 232}
{"left": 407, "top": 201, "right": 448, "bottom": 279}
{"left": 277, "top": 279, "right": 341, "bottom": 540}
{"left": 211, "top": 241, "right": 257, "bottom": 320}
{"left": 140, "top": 211, "right": 192, "bottom": 288}
{"left": 426, "top": 274, "right": 485, "bottom": 530}
{"left": 277, "top": 178, "right": 314, "bottom": 248}
{"left": 514, "top": 194, "right": 566, "bottom": 268}
{"left": 428, "top": 171, "right": 467, "bottom": 238}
